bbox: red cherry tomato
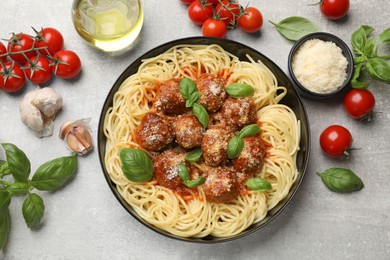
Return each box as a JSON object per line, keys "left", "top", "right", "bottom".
{"left": 202, "top": 18, "right": 228, "bottom": 38}
{"left": 52, "top": 50, "right": 82, "bottom": 79}
{"left": 320, "top": 125, "right": 353, "bottom": 158}
{"left": 180, "top": 0, "right": 195, "bottom": 5}
{"left": 188, "top": 1, "right": 214, "bottom": 25}
{"left": 7, "top": 33, "right": 36, "bottom": 63}
{"left": 343, "top": 89, "right": 375, "bottom": 120}
{"left": 0, "top": 42, "right": 7, "bottom": 62}
{"left": 0, "top": 61, "right": 26, "bottom": 93}
{"left": 215, "top": 0, "right": 241, "bottom": 25}
{"left": 24, "top": 56, "right": 53, "bottom": 84}
{"left": 207, "top": 0, "right": 219, "bottom": 5}
{"left": 320, "top": 0, "right": 350, "bottom": 20}
{"left": 238, "top": 7, "right": 263, "bottom": 33}
{"left": 35, "top": 27, "right": 64, "bottom": 56}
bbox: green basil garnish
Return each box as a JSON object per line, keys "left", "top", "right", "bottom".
{"left": 178, "top": 162, "right": 206, "bottom": 188}
{"left": 179, "top": 77, "right": 199, "bottom": 108}
{"left": 193, "top": 103, "right": 209, "bottom": 128}
{"left": 6, "top": 182, "right": 30, "bottom": 196}
{"left": 31, "top": 154, "right": 78, "bottom": 191}
{"left": 351, "top": 63, "right": 369, "bottom": 89}
{"left": 238, "top": 124, "right": 260, "bottom": 138}
{"left": 1, "top": 143, "right": 31, "bottom": 183}
{"left": 22, "top": 193, "right": 45, "bottom": 229}
{"left": 317, "top": 168, "right": 364, "bottom": 193}
{"left": 0, "top": 190, "right": 11, "bottom": 212}
{"left": 246, "top": 178, "right": 272, "bottom": 192}
{"left": 0, "top": 160, "right": 11, "bottom": 177}
{"left": 185, "top": 148, "right": 203, "bottom": 163}
{"left": 269, "top": 16, "right": 320, "bottom": 42}
{"left": 228, "top": 136, "right": 244, "bottom": 159}
{"left": 365, "top": 58, "right": 390, "bottom": 84}
{"left": 119, "top": 148, "right": 154, "bottom": 182}
{"left": 0, "top": 208, "right": 11, "bottom": 250}
{"left": 226, "top": 83, "right": 255, "bottom": 98}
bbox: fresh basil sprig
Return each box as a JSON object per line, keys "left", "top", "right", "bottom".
{"left": 0, "top": 142, "right": 79, "bottom": 250}
{"left": 178, "top": 162, "right": 206, "bottom": 188}
{"left": 228, "top": 124, "right": 260, "bottom": 159}
{"left": 246, "top": 178, "right": 272, "bottom": 192}
{"left": 193, "top": 103, "right": 209, "bottom": 128}
{"left": 351, "top": 25, "right": 390, "bottom": 88}
{"left": 317, "top": 168, "right": 364, "bottom": 193}
{"left": 119, "top": 148, "right": 154, "bottom": 182}
{"left": 185, "top": 148, "right": 203, "bottom": 163}
{"left": 269, "top": 16, "right": 320, "bottom": 42}
{"left": 226, "top": 83, "right": 255, "bottom": 98}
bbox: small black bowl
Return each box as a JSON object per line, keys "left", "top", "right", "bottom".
{"left": 288, "top": 32, "right": 354, "bottom": 100}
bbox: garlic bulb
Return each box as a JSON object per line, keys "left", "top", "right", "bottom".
{"left": 59, "top": 118, "right": 93, "bottom": 155}
{"left": 19, "top": 87, "right": 63, "bottom": 137}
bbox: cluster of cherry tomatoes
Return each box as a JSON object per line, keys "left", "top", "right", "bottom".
{"left": 0, "top": 27, "right": 82, "bottom": 93}
{"left": 319, "top": 88, "right": 375, "bottom": 158}
{"left": 181, "top": 0, "right": 263, "bottom": 38}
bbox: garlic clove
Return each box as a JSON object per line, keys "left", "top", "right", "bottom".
{"left": 59, "top": 121, "right": 75, "bottom": 139}
{"left": 59, "top": 118, "right": 94, "bottom": 155}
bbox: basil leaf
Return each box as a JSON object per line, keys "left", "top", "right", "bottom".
{"left": 351, "top": 63, "right": 369, "bottom": 89}
{"left": 178, "top": 162, "right": 190, "bottom": 182}
{"left": 179, "top": 78, "right": 198, "bottom": 102}
{"left": 6, "top": 182, "right": 30, "bottom": 196}
{"left": 228, "top": 136, "right": 244, "bottom": 159}
{"left": 185, "top": 176, "right": 206, "bottom": 188}
{"left": 246, "top": 178, "right": 272, "bottom": 192}
{"left": 317, "top": 168, "right": 364, "bottom": 193}
{"left": 351, "top": 26, "right": 369, "bottom": 56}
{"left": 226, "top": 83, "right": 255, "bottom": 98}
{"left": 0, "top": 190, "right": 11, "bottom": 212}
{"left": 31, "top": 154, "right": 78, "bottom": 191}
{"left": 1, "top": 143, "right": 31, "bottom": 183}
{"left": 366, "top": 58, "right": 390, "bottom": 84}
{"left": 364, "top": 37, "right": 376, "bottom": 58}
{"left": 0, "top": 160, "right": 11, "bottom": 176}
{"left": 185, "top": 148, "right": 203, "bottom": 163}
{"left": 377, "top": 28, "right": 390, "bottom": 46}
{"left": 193, "top": 103, "right": 209, "bottom": 128}
{"left": 0, "top": 208, "right": 11, "bottom": 251}
{"left": 186, "top": 91, "right": 200, "bottom": 108}
{"left": 238, "top": 124, "right": 260, "bottom": 138}
{"left": 22, "top": 193, "right": 45, "bottom": 229}
{"left": 119, "top": 148, "right": 153, "bottom": 182}
{"left": 269, "top": 16, "right": 320, "bottom": 42}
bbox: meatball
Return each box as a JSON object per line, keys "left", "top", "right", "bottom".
{"left": 153, "top": 150, "right": 188, "bottom": 189}
{"left": 220, "top": 97, "right": 257, "bottom": 132}
{"left": 174, "top": 115, "right": 204, "bottom": 149}
{"left": 195, "top": 74, "right": 227, "bottom": 113}
{"left": 201, "top": 128, "right": 233, "bottom": 166}
{"left": 155, "top": 78, "right": 187, "bottom": 115}
{"left": 203, "top": 166, "right": 238, "bottom": 203}
{"left": 134, "top": 112, "right": 174, "bottom": 151}
{"left": 233, "top": 136, "right": 266, "bottom": 174}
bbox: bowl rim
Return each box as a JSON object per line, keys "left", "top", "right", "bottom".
{"left": 97, "top": 36, "right": 311, "bottom": 243}
{"left": 287, "top": 32, "right": 354, "bottom": 99}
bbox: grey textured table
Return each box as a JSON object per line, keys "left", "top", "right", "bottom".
{"left": 1, "top": 1, "right": 389, "bottom": 259}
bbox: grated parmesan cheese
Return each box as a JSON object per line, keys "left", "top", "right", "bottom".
{"left": 292, "top": 38, "right": 348, "bottom": 94}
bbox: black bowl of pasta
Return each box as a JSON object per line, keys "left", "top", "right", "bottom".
{"left": 98, "top": 37, "right": 310, "bottom": 243}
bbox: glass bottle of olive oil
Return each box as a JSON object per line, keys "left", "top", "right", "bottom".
{"left": 72, "top": 0, "right": 143, "bottom": 52}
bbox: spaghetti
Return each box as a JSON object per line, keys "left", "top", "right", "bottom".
{"left": 103, "top": 44, "right": 300, "bottom": 238}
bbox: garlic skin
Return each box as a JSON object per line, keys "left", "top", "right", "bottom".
{"left": 59, "top": 118, "right": 93, "bottom": 155}
{"left": 19, "top": 87, "right": 63, "bottom": 137}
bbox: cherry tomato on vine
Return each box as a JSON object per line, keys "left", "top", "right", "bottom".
{"left": 34, "top": 27, "right": 64, "bottom": 56}
{"left": 51, "top": 50, "right": 81, "bottom": 79}
{"left": 238, "top": 7, "right": 263, "bottom": 33}
{"left": 215, "top": 0, "right": 241, "bottom": 26}
{"left": 7, "top": 33, "right": 36, "bottom": 63}
{"left": 320, "top": 0, "right": 350, "bottom": 20}
{"left": 202, "top": 18, "right": 228, "bottom": 38}
{"left": 0, "top": 61, "right": 26, "bottom": 93}
{"left": 188, "top": 1, "right": 214, "bottom": 25}
{"left": 0, "top": 42, "right": 7, "bottom": 62}
{"left": 24, "top": 56, "right": 53, "bottom": 84}
{"left": 207, "top": 0, "right": 219, "bottom": 5}
{"left": 180, "top": 0, "right": 195, "bottom": 5}
{"left": 343, "top": 89, "right": 375, "bottom": 120}
{"left": 320, "top": 125, "right": 353, "bottom": 158}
